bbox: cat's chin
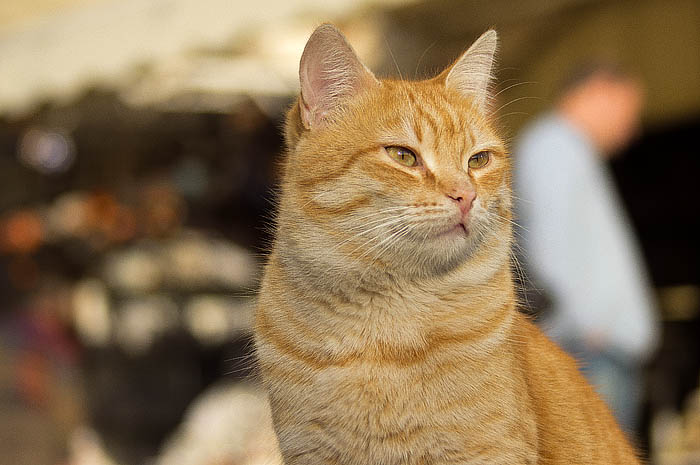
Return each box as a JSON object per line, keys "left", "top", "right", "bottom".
{"left": 395, "top": 231, "right": 474, "bottom": 278}
{"left": 435, "top": 222, "right": 469, "bottom": 239}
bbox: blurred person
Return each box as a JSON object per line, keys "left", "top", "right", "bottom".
{"left": 513, "top": 64, "right": 659, "bottom": 435}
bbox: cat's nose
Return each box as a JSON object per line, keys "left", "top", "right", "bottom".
{"left": 447, "top": 189, "right": 476, "bottom": 216}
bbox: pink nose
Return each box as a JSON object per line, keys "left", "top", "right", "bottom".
{"left": 447, "top": 189, "right": 476, "bottom": 216}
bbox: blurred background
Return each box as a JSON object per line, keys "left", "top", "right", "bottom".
{"left": 0, "top": 0, "right": 698, "bottom": 464}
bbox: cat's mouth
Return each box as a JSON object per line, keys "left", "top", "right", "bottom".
{"left": 436, "top": 222, "right": 468, "bottom": 238}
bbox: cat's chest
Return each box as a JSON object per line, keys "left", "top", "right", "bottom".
{"left": 297, "top": 356, "right": 538, "bottom": 465}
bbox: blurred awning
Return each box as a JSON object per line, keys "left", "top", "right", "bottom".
{"left": 0, "top": 0, "right": 413, "bottom": 117}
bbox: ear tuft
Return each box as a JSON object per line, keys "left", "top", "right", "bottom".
{"left": 443, "top": 30, "right": 498, "bottom": 111}
{"left": 299, "top": 24, "right": 378, "bottom": 129}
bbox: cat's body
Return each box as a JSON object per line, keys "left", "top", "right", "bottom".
{"left": 255, "top": 24, "right": 640, "bottom": 464}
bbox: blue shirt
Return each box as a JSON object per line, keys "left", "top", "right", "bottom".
{"left": 513, "top": 113, "right": 658, "bottom": 362}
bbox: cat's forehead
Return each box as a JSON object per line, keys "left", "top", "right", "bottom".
{"left": 377, "top": 80, "right": 500, "bottom": 159}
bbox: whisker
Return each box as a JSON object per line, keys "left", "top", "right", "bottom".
{"left": 493, "top": 81, "right": 537, "bottom": 98}
{"left": 340, "top": 211, "right": 413, "bottom": 233}
{"left": 331, "top": 213, "right": 416, "bottom": 263}
{"left": 509, "top": 193, "right": 533, "bottom": 204}
{"left": 340, "top": 206, "right": 416, "bottom": 225}
{"left": 494, "top": 96, "right": 542, "bottom": 114}
{"left": 486, "top": 211, "right": 529, "bottom": 233}
{"left": 353, "top": 222, "right": 411, "bottom": 261}
{"left": 384, "top": 37, "right": 404, "bottom": 81}
{"left": 496, "top": 111, "right": 531, "bottom": 122}
{"left": 338, "top": 214, "right": 414, "bottom": 249}
{"left": 414, "top": 41, "right": 437, "bottom": 79}
{"left": 358, "top": 223, "right": 413, "bottom": 280}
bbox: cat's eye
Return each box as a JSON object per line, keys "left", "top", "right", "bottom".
{"left": 386, "top": 146, "right": 417, "bottom": 167}
{"left": 468, "top": 151, "right": 490, "bottom": 169}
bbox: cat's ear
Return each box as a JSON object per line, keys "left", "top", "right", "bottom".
{"left": 441, "top": 30, "right": 498, "bottom": 111}
{"left": 299, "top": 24, "right": 379, "bottom": 130}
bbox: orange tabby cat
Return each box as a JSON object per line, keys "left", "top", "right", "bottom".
{"left": 255, "top": 24, "right": 640, "bottom": 464}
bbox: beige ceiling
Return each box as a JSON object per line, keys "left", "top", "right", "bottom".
{"left": 1, "top": 0, "right": 698, "bottom": 127}
{"left": 0, "top": 0, "right": 106, "bottom": 31}
{"left": 0, "top": 0, "right": 412, "bottom": 117}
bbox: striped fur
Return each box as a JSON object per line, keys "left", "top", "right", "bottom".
{"left": 255, "top": 25, "right": 640, "bottom": 464}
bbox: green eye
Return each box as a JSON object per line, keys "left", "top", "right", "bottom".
{"left": 386, "top": 146, "right": 417, "bottom": 167}
{"left": 468, "top": 151, "right": 490, "bottom": 169}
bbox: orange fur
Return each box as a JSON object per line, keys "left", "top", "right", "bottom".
{"left": 255, "top": 24, "right": 640, "bottom": 464}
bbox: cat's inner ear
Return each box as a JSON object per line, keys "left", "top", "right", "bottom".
{"left": 441, "top": 30, "right": 498, "bottom": 111}
{"left": 299, "top": 24, "right": 379, "bottom": 130}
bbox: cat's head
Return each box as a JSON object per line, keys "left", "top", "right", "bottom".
{"left": 277, "top": 24, "right": 511, "bottom": 283}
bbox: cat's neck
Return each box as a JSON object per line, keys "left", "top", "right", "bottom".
{"left": 266, "top": 241, "right": 517, "bottom": 365}
{"left": 275, "top": 208, "right": 513, "bottom": 305}
{"left": 272, "top": 220, "right": 515, "bottom": 331}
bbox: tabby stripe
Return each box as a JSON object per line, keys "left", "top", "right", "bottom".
{"left": 431, "top": 392, "right": 481, "bottom": 415}
{"left": 297, "top": 145, "right": 380, "bottom": 190}
{"left": 300, "top": 193, "right": 370, "bottom": 217}
{"left": 276, "top": 298, "right": 348, "bottom": 352}
{"left": 414, "top": 453, "right": 431, "bottom": 465}
{"left": 435, "top": 92, "right": 459, "bottom": 136}
{"left": 259, "top": 301, "right": 513, "bottom": 372}
{"left": 368, "top": 423, "right": 425, "bottom": 443}
{"left": 413, "top": 102, "right": 440, "bottom": 141}
{"left": 364, "top": 306, "right": 512, "bottom": 368}
{"left": 420, "top": 352, "right": 493, "bottom": 385}
{"left": 257, "top": 308, "right": 354, "bottom": 369}
{"left": 421, "top": 90, "right": 452, "bottom": 143}
{"left": 448, "top": 94, "right": 466, "bottom": 138}
{"left": 259, "top": 358, "right": 314, "bottom": 386}
{"left": 426, "top": 304, "right": 513, "bottom": 353}
{"left": 404, "top": 87, "right": 424, "bottom": 143}
{"left": 277, "top": 253, "right": 373, "bottom": 317}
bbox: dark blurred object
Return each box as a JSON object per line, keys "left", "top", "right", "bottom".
{"left": 82, "top": 332, "right": 257, "bottom": 464}
{"left": 611, "top": 113, "right": 700, "bottom": 457}
{"left": 84, "top": 332, "right": 202, "bottom": 464}
{"left": 612, "top": 114, "right": 700, "bottom": 411}
{"left": 612, "top": 115, "right": 700, "bottom": 288}
{"left": 0, "top": 91, "right": 282, "bottom": 464}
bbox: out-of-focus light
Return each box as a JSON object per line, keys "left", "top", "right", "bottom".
{"left": 103, "top": 248, "right": 163, "bottom": 293}
{"left": 72, "top": 279, "right": 112, "bottom": 347}
{"left": 209, "top": 240, "right": 258, "bottom": 289}
{"left": 0, "top": 209, "right": 43, "bottom": 253}
{"left": 68, "top": 427, "right": 120, "bottom": 465}
{"left": 84, "top": 193, "right": 119, "bottom": 234}
{"left": 164, "top": 233, "right": 257, "bottom": 289}
{"left": 184, "top": 296, "right": 253, "bottom": 345}
{"left": 18, "top": 127, "right": 76, "bottom": 174}
{"left": 46, "top": 192, "right": 90, "bottom": 239}
{"left": 114, "top": 295, "right": 178, "bottom": 355}
{"left": 184, "top": 296, "right": 230, "bottom": 345}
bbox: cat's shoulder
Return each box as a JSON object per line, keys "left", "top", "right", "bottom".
{"left": 515, "top": 313, "right": 582, "bottom": 373}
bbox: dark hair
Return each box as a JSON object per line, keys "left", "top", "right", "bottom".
{"left": 557, "top": 61, "right": 635, "bottom": 97}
